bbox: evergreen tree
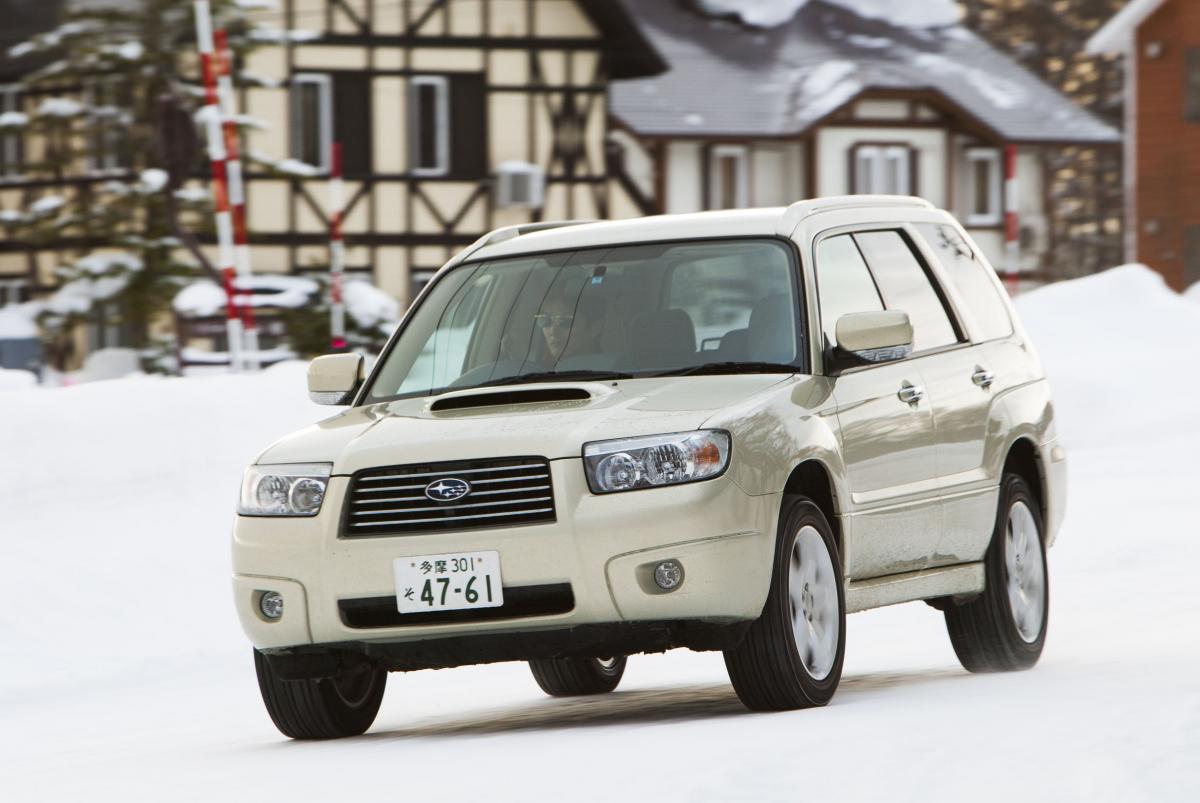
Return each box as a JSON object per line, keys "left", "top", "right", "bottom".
{"left": 960, "top": 0, "right": 1128, "bottom": 278}
{"left": 4, "top": 0, "right": 297, "bottom": 368}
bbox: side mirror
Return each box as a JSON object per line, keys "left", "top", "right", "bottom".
{"left": 829, "top": 311, "right": 913, "bottom": 372}
{"left": 307, "top": 353, "right": 365, "bottom": 405}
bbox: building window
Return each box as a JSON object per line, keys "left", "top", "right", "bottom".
{"left": 85, "top": 79, "right": 133, "bottom": 173}
{"left": 410, "top": 76, "right": 449, "bottom": 176}
{"left": 965, "top": 148, "right": 1002, "bottom": 226}
{"left": 408, "top": 74, "right": 487, "bottom": 180}
{"left": 852, "top": 144, "right": 913, "bottom": 195}
{"left": 1186, "top": 48, "right": 1200, "bottom": 122}
{"left": 707, "top": 145, "right": 749, "bottom": 210}
{"left": 0, "top": 277, "right": 30, "bottom": 305}
{"left": 0, "top": 85, "right": 23, "bottom": 179}
{"left": 290, "top": 73, "right": 333, "bottom": 172}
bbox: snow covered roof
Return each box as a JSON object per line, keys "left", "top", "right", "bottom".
{"left": 611, "top": 0, "right": 1120, "bottom": 145}
{"left": 1086, "top": 0, "right": 1166, "bottom": 54}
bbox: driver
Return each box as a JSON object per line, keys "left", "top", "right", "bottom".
{"left": 532, "top": 291, "right": 605, "bottom": 367}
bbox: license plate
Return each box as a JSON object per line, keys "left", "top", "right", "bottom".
{"left": 394, "top": 551, "right": 504, "bottom": 614}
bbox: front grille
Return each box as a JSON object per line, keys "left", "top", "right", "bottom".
{"left": 342, "top": 456, "right": 557, "bottom": 537}
{"left": 338, "top": 583, "right": 575, "bottom": 628}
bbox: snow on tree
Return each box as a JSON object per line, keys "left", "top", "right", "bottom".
{"left": 960, "top": 0, "right": 1128, "bottom": 279}
{"left": 4, "top": 0, "right": 310, "bottom": 369}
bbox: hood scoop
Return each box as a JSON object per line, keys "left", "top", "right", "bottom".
{"left": 429, "top": 386, "right": 593, "bottom": 412}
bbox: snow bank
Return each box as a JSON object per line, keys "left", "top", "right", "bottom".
{"left": 697, "top": 0, "right": 959, "bottom": 28}
{"left": 1014, "top": 264, "right": 1200, "bottom": 450}
{"left": 0, "top": 303, "right": 38, "bottom": 338}
{"left": 0, "top": 367, "right": 37, "bottom": 390}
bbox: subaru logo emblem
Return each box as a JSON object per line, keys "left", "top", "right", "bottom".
{"left": 425, "top": 477, "right": 471, "bottom": 502}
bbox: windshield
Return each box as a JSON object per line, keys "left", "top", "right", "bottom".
{"left": 365, "top": 238, "right": 804, "bottom": 402}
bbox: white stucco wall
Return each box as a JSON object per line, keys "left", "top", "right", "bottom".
{"left": 666, "top": 141, "right": 704, "bottom": 214}
{"left": 815, "top": 126, "right": 948, "bottom": 208}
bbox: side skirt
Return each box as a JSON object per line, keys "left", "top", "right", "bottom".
{"left": 845, "top": 562, "right": 985, "bottom": 614}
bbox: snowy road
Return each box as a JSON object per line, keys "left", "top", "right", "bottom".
{"left": 2, "top": 267, "right": 1198, "bottom": 802}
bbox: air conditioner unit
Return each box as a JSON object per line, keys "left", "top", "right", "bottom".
{"left": 495, "top": 161, "right": 545, "bottom": 209}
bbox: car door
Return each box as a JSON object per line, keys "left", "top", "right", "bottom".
{"left": 814, "top": 232, "right": 939, "bottom": 580}
{"left": 910, "top": 222, "right": 1017, "bottom": 568}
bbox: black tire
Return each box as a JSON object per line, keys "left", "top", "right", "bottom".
{"left": 944, "top": 472, "right": 1049, "bottom": 672}
{"left": 529, "top": 655, "right": 627, "bottom": 696}
{"left": 724, "top": 498, "right": 846, "bottom": 711}
{"left": 254, "top": 649, "right": 387, "bottom": 739}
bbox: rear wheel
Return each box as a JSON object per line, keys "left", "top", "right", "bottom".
{"left": 944, "top": 472, "right": 1049, "bottom": 672}
{"left": 724, "top": 498, "right": 845, "bottom": 711}
{"left": 529, "top": 655, "right": 627, "bottom": 696}
{"left": 254, "top": 649, "right": 387, "bottom": 739}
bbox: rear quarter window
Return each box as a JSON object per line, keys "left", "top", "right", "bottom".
{"left": 916, "top": 223, "right": 1013, "bottom": 342}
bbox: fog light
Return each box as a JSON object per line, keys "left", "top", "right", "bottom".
{"left": 259, "top": 591, "right": 284, "bottom": 619}
{"left": 653, "top": 560, "right": 684, "bottom": 591}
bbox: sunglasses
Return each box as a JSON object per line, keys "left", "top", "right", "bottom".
{"left": 534, "top": 313, "right": 574, "bottom": 328}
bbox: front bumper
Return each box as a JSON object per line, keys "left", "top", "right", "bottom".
{"left": 232, "top": 457, "right": 778, "bottom": 654}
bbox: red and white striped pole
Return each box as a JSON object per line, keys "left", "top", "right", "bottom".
{"left": 328, "top": 141, "right": 347, "bottom": 352}
{"left": 215, "top": 28, "right": 259, "bottom": 370}
{"left": 194, "top": 0, "right": 243, "bottom": 372}
{"left": 1004, "top": 143, "right": 1020, "bottom": 296}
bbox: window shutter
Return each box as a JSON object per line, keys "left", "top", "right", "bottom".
{"left": 448, "top": 73, "right": 487, "bottom": 180}
{"left": 333, "top": 73, "right": 372, "bottom": 177}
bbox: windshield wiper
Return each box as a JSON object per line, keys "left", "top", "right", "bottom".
{"left": 656, "top": 361, "right": 799, "bottom": 377}
{"left": 478, "top": 370, "right": 635, "bottom": 387}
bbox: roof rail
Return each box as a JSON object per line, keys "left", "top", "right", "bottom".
{"left": 780, "top": 195, "right": 935, "bottom": 233}
{"left": 445, "top": 220, "right": 597, "bottom": 268}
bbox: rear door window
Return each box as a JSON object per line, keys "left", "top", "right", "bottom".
{"left": 853, "top": 230, "right": 959, "bottom": 353}
{"left": 915, "top": 223, "right": 1013, "bottom": 342}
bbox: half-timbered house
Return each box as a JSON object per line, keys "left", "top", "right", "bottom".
{"left": 229, "top": 0, "right": 663, "bottom": 302}
{"left": 607, "top": 0, "right": 1121, "bottom": 279}
{"left": 0, "top": 0, "right": 665, "bottom": 363}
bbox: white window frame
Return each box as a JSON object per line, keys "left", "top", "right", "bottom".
{"left": 965, "top": 147, "right": 1003, "bottom": 226}
{"left": 0, "top": 85, "right": 22, "bottom": 179}
{"left": 290, "top": 73, "right": 333, "bottom": 173}
{"left": 708, "top": 144, "right": 749, "bottom": 210}
{"left": 853, "top": 144, "right": 912, "bottom": 195}
{"left": 409, "top": 75, "right": 449, "bottom": 177}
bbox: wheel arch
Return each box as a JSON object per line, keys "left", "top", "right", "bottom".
{"left": 782, "top": 459, "right": 843, "bottom": 558}
{"left": 1003, "top": 437, "right": 1046, "bottom": 524}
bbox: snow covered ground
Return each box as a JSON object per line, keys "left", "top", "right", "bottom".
{"left": 2, "top": 266, "right": 1198, "bottom": 801}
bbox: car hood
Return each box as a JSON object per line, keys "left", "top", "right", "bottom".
{"left": 257, "top": 374, "right": 793, "bottom": 474}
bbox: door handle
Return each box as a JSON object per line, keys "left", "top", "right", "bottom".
{"left": 897, "top": 382, "right": 924, "bottom": 405}
{"left": 972, "top": 367, "right": 995, "bottom": 388}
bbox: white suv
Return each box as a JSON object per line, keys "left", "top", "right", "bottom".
{"left": 234, "top": 196, "right": 1065, "bottom": 739}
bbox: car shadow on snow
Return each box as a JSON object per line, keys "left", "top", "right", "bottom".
{"left": 343, "top": 667, "right": 969, "bottom": 742}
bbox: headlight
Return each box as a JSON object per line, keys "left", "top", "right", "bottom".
{"left": 583, "top": 430, "right": 731, "bottom": 494}
{"left": 239, "top": 463, "right": 332, "bottom": 516}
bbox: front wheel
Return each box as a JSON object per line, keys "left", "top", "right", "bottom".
{"left": 724, "top": 498, "right": 846, "bottom": 711}
{"left": 254, "top": 649, "right": 387, "bottom": 739}
{"left": 943, "top": 472, "right": 1049, "bottom": 672}
{"left": 529, "top": 655, "right": 627, "bottom": 696}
